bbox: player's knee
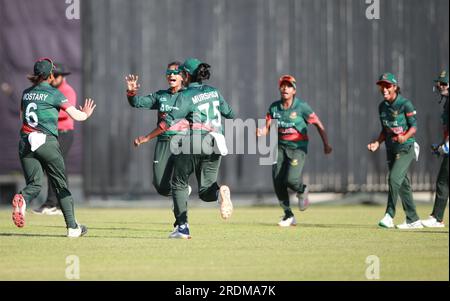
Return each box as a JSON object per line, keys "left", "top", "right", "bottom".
{"left": 388, "top": 177, "right": 402, "bottom": 189}
{"left": 55, "top": 187, "right": 71, "bottom": 200}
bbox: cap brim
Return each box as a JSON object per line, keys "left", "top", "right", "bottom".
{"left": 376, "top": 80, "right": 395, "bottom": 85}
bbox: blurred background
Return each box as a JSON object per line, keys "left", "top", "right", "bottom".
{"left": 0, "top": 0, "right": 448, "bottom": 205}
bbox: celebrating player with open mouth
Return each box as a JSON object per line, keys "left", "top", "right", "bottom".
{"left": 13, "top": 58, "right": 96, "bottom": 237}
{"left": 368, "top": 73, "right": 422, "bottom": 229}
{"left": 134, "top": 58, "right": 235, "bottom": 239}
{"left": 126, "top": 62, "right": 190, "bottom": 197}
{"left": 257, "top": 75, "right": 332, "bottom": 227}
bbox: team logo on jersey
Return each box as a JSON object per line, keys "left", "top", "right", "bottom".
{"left": 391, "top": 110, "right": 398, "bottom": 118}
{"left": 395, "top": 154, "right": 401, "bottom": 160}
{"left": 291, "top": 159, "right": 298, "bottom": 166}
{"left": 289, "top": 112, "right": 298, "bottom": 119}
{"left": 160, "top": 97, "right": 168, "bottom": 102}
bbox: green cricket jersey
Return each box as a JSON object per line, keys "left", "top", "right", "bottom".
{"left": 128, "top": 89, "right": 189, "bottom": 139}
{"left": 442, "top": 96, "right": 449, "bottom": 139}
{"left": 21, "top": 82, "right": 70, "bottom": 137}
{"left": 378, "top": 94, "right": 417, "bottom": 153}
{"left": 161, "top": 83, "right": 235, "bottom": 135}
{"left": 267, "top": 97, "right": 317, "bottom": 153}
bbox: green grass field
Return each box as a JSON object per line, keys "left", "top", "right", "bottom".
{"left": 0, "top": 205, "right": 448, "bottom": 281}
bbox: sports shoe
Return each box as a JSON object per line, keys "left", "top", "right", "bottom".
{"left": 32, "top": 206, "right": 63, "bottom": 216}
{"left": 278, "top": 215, "right": 297, "bottom": 227}
{"left": 12, "top": 194, "right": 26, "bottom": 228}
{"left": 421, "top": 216, "right": 445, "bottom": 228}
{"left": 378, "top": 213, "right": 394, "bottom": 228}
{"left": 219, "top": 185, "right": 233, "bottom": 220}
{"left": 297, "top": 187, "right": 310, "bottom": 211}
{"left": 168, "top": 224, "right": 191, "bottom": 239}
{"left": 67, "top": 224, "right": 88, "bottom": 238}
{"left": 396, "top": 220, "right": 424, "bottom": 230}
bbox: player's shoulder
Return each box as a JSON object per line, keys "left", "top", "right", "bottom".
{"left": 154, "top": 89, "right": 171, "bottom": 96}
{"left": 295, "top": 97, "right": 310, "bottom": 107}
{"left": 398, "top": 95, "right": 414, "bottom": 108}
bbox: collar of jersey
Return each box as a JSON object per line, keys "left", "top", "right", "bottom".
{"left": 188, "top": 82, "right": 202, "bottom": 88}
{"left": 279, "top": 97, "right": 299, "bottom": 110}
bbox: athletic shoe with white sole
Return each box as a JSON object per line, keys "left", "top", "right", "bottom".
{"left": 378, "top": 213, "right": 394, "bottom": 228}
{"left": 297, "top": 187, "right": 310, "bottom": 211}
{"left": 219, "top": 185, "right": 233, "bottom": 220}
{"left": 421, "top": 216, "right": 445, "bottom": 228}
{"left": 67, "top": 224, "right": 88, "bottom": 238}
{"left": 396, "top": 220, "right": 424, "bottom": 230}
{"left": 278, "top": 215, "right": 297, "bottom": 227}
{"left": 168, "top": 224, "right": 191, "bottom": 239}
{"left": 12, "top": 194, "right": 26, "bottom": 228}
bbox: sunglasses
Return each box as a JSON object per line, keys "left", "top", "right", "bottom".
{"left": 166, "top": 69, "right": 181, "bottom": 76}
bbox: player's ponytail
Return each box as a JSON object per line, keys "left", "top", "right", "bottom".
{"left": 27, "top": 74, "right": 50, "bottom": 86}
{"left": 192, "top": 63, "right": 211, "bottom": 84}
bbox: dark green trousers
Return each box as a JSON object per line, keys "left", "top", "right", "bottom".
{"left": 272, "top": 145, "right": 307, "bottom": 217}
{"left": 385, "top": 145, "right": 419, "bottom": 223}
{"left": 171, "top": 153, "right": 221, "bottom": 226}
{"left": 431, "top": 156, "right": 449, "bottom": 222}
{"left": 19, "top": 134, "right": 77, "bottom": 228}
{"left": 152, "top": 139, "right": 174, "bottom": 197}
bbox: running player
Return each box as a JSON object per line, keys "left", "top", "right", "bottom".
{"left": 422, "top": 70, "right": 449, "bottom": 228}
{"left": 256, "top": 75, "right": 332, "bottom": 227}
{"left": 135, "top": 58, "right": 235, "bottom": 239}
{"left": 126, "top": 62, "right": 189, "bottom": 197}
{"left": 368, "top": 73, "right": 422, "bottom": 229}
{"left": 13, "top": 58, "right": 96, "bottom": 237}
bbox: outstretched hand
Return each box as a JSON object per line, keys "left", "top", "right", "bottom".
{"left": 125, "top": 74, "right": 140, "bottom": 92}
{"left": 79, "top": 98, "right": 96, "bottom": 118}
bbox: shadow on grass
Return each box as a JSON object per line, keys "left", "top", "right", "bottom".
{"left": 0, "top": 232, "right": 170, "bottom": 240}
{"left": 0, "top": 232, "right": 64, "bottom": 238}
{"left": 36, "top": 225, "right": 163, "bottom": 232}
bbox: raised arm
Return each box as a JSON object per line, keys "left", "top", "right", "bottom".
{"left": 125, "top": 74, "right": 158, "bottom": 109}
{"left": 65, "top": 98, "right": 96, "bottom": 121}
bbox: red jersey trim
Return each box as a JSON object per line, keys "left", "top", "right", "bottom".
{"left": 307, "top": 113, "right": 320, "bottom": 125}
{"left": 21, "top": 124, "right": 37, "bottom": 134}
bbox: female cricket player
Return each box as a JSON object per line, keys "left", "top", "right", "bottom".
{"left": 13, "top": 58, "right": 96, "bottom": 237}
{"left": 368, "top": 73, "right": 422, "bottom": 229}
{"left": 256, "top": 75, "right": 332, "bottom": 227}
{"left": 134, "top": 58, "right": 235, "bottom": 239}
{"left": 126, "top": 62, "right": 190, "bottom": 197}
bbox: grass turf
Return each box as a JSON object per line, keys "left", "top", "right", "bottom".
{"left": 0, "top": 204, "right": 448, "bottom": 281}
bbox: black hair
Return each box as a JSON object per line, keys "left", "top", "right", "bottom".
{"left": 191, "top": 63, "right": 211, "bottom": 84}
{"left": 167, "top": 61, "right": 182, "bottom": 69}
{"left": 27, "top": 74, "right": 51, "bottom": 86}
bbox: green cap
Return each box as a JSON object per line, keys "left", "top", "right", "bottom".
{"left": 33, "top": 58, "right": 54, "bottom": 77}
{"left": 182, "top": 58, "right": 202, "bottom": 75}
{"left": 376, "top": 73, "right": 398, "bottom": 85}
{"left": 434, "top": 70, "right": 449, "bottom": 84}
